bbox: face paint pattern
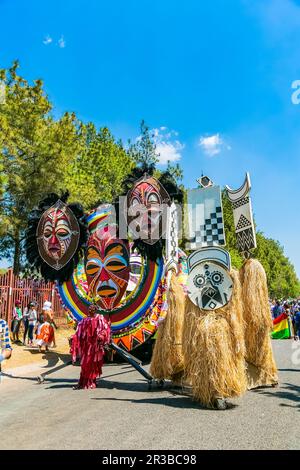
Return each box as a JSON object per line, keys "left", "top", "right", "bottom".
{"left": 36, "top": 200, "right": 80, "bottom": 270}
{"left": 127, "top": 175, "right": 171, "bottom": 245}
{"left": 85, "top": 228, "right": 130, "bottom": 310}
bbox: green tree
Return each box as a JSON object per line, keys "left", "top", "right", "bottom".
{"left": 128, "top": 120, "right": 159, "bottom": 168}
{"left": 0, "top": 61, "right": 82, "bottom": 273}
{"left": 222, "top": 190, "right": 300, "bottom": 298}
{"left": 254, "top": 234, "right": 300, "bottom": 298}
{"left": 128, "top": 120, "right": 184, "bottom": 186}
{"left": 65, "top": 124, "right": 133, "bottom": 209}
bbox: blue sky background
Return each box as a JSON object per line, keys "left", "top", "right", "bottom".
{"left": 1, "top": 0, "right": 300, "bottom": 275}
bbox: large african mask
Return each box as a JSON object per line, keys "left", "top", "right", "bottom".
{"left": 36, "top": 200, "right": 80, "bottom": 270}
{"left": 126, "top": 174, "right": 171, "bottom": 245}
{"left": 85, "top": 227, "right": 130, "bottom": 310}
{"left": 187, "top": 247, "right": 233, "bottom": 310}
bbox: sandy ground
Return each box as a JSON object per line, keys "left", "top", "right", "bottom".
{"left": 2, "top": 326, "right": 72, "bottom": 371}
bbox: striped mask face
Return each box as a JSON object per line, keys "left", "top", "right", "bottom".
{"left": 85, "top": 227, "right": 130, "bottom": 310}
{"left": 36, "top": 200, "right": 80, "bottom": 270}
{"left": 126, "top": 175, "right": 171, "bottom": 245}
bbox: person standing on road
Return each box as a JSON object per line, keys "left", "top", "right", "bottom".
{"left": 294, "top": 306, "right": 300, "bottom": 340}
{"left": 42, "top": 301, "right": 57, "bottom": 348}
{"left": 70, "top": 305, "right": 111, "bottom": 389}
{"left": 12, "top": 300, "right": 23, "bottom": 343}
{"left": 22, "top": 302, "right": 31, "bottom": 345}
{"left": 28, "top": 302, "right": 38, "bottom": 346}
{"left": 36, "top": 313, "right": 54, "bottom": 353}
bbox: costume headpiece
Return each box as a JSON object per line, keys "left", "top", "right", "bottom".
{"left": 26, "top": 192, "right": 87, "bottom": 284}
{"left": 122, "top": 163, "right": 183, "bottom": 261}
{"left": 85, "top": 204, "right": 130, "bottom": 310}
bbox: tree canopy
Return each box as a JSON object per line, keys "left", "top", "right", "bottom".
{"left": 222, "top": 191, "right": 300, "bottom": 298}
{"left": 0, "top": 61, "right": 299, "bottom": 298}
{"left": 0, "top": 62, "right": 133, "bottom": 272}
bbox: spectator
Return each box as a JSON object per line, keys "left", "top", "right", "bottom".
{"left": 294, "top": 307, "right": 300, "bottom": 340}
{"left": 22, "top": 302, "right": 31, "bottom": 345}
{"left": 272, "top": 300, "right": 283, "bottom": 319}
{"left": 36, "top": 313, "right": 54, "bottom": 353}
{"left": 0, "top": 314, "right": 12, "bottom": 367}
{"left": 42, "top": 301, "right": 57, "bottom": 348}
{"left": 12, "top": 300, "right": 23, "bottom": 343}
{"left": 28, "top": 302, "right": 38, "bottom": 346}
{"left": 35, "top": 310, "right": 45, "bottom": 341}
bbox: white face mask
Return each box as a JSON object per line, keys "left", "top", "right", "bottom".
{"left": 187, "top": 261, "right": 233, "bottom": 310}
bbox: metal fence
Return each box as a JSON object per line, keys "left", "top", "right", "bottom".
{"left": 0, "top": 269, "right": 65, "bottom": 325}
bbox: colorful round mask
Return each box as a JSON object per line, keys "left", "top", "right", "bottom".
{"left": 85, "top": 227, "right": 130, "bottom": 310}
{"left": 36, "top": 200, "right": 80, "bottom": 271}
{"left": 126, "top": 174, "right": 171, "bottom": 245}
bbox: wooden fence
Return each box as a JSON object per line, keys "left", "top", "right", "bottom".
{"left": 0, "top": 269, "right": 65, "bottom": 325}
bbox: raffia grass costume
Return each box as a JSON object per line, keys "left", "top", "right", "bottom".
{"left": 150, "top": 260, "right": 278, "bottom": 407}
{"left": 239, "top": 258, "right": 278, "bottom": 389}
{"left": 150, "top": 273, "right": 185, "bottom": 382}
{"left": 182, "top": 269, "right": 248, "bottom": 407}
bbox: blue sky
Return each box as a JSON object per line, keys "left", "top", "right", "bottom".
{"left": 1, "top": 0, "right": 300, "bottom": 275}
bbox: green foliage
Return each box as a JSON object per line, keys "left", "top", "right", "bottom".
{"left": 128, "top": 120, "right": 158, "bottom": 168}
{"left": 0, "top": 61, "right": 81, "bottom": 272}
{"left": 65, "top": 124, "right": 133, "bottom": 209}
{"left": 254, "top": 233, "right": 300, "bottom": 299}
{"left": 222, "top": 190, "right": 300, "bottom": 298}
{"left": 0, "top": 62, "right": 299, "bottom": 299}
{"left": 0, "top": 62, "right": 135, "bottom": 272}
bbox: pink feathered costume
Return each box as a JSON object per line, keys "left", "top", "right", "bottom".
{"left": 71, "top": 308, "right": 111, "bottom": 389}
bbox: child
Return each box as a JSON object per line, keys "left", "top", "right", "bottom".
{"left": 36, "top": 313, "right": 55, "bottom": 353}
{"left": 42, "top": 301, "right": 57, "bottom": 347}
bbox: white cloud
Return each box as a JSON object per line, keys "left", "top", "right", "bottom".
{"left": 43, "top": 35, "right": 53, "bottom": 45}
{"left": 58, "top": 36, "right": 66, "bottom": 48}
{"left": 156, "top": 141, "right": 184, "bottom": 164}
{"left": 152, "top": 127, "right": 184, "bottom": 164}
{"left": 199, "top": 134, "right": 226, "bottom": 156}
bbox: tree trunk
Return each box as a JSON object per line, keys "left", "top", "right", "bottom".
{"left": 13, "top": 235, "right": 21, "bottom": 275}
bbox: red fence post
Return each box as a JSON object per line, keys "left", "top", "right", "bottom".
{"left": 0, "top": 269, "right": 65, "bottom": 325}
{"left": 6, "top": 269, "right": 14, "bottom": 325}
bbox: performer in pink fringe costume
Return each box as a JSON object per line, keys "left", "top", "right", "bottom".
{"left": 71, "top": 305, "right": 111, "bottom": 389}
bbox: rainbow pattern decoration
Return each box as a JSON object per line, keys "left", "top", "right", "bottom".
{"left": 272, "top": 313, "right": 292, "bottom": 339}
{"left": 57, "top": 256, "right": 164, "bottom": 351}
{"left": 86, "top": 205, "right": 116, "bottom": 233}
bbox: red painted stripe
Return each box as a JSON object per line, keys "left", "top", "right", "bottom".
{"left": 273, "top": 312, "right": 288, "bottom": 325}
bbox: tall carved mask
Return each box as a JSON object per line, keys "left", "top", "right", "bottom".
{"left": 85, "top": 227, "right": 130, "bottom": 310}
{"left": 126, "top": 175, "right": 171, "bottom": 245}
{"left": 36, "top": 200, "right": 80, "bottom": 270}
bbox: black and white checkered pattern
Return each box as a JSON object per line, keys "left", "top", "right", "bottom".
{"left": 187, "top": 206, "right": 225, "bottom": 249}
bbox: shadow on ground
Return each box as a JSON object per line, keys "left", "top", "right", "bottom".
{"left": 253, "top": 383, "right": 300, "bottom": 411}
{"left": 1, "top": 351, "right": 72, "bottom": 383}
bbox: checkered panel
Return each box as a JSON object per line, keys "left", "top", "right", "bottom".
{"left": 186, "top": 206, "right": 225, "bottom": 249}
